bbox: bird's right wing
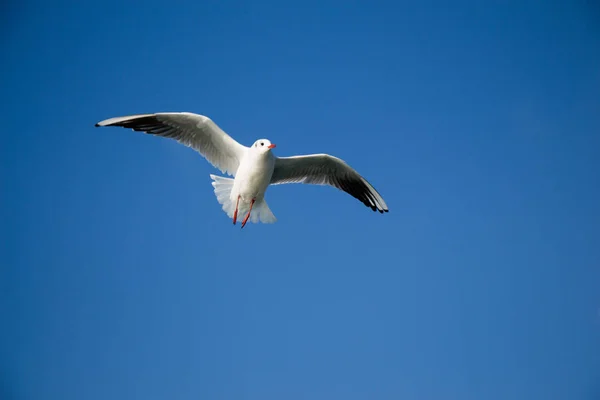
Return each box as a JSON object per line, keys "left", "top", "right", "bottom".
{"left": 95, "top": 112, "right": 248, "bottom": 177}
{"left": 270, "top": 154, "right": 389, "bottom": 213}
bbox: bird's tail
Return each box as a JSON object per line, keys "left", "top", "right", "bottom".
{"left": 250, "top": 199, "right": 277, "bottom": 224}
{"left": 209, "top": 175, "right": 277, "bottom": 224}
{"left": 210, "top": 174, "right": 237, "bottom": 217}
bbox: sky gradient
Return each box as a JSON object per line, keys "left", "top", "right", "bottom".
{"left": 2, "top": 1, "right": 600, "bottom": 399}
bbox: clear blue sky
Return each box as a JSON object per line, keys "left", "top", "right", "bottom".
{"left": 2, "top": 1, "right": 599, "bottom": 399}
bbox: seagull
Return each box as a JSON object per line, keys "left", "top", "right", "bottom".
{"left": 95, "top": 112, "right": 389, "bottom": 228}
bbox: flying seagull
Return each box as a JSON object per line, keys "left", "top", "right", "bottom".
{"left": 95, "top": 112, "right": 389, "bottom": 228}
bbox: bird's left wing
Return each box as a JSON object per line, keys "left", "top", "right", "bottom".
{"left": 270, "top": 154, "right": 389, "bottom": 213}
{"left": 95, "top": 112, "right": 248, "bottom": 176}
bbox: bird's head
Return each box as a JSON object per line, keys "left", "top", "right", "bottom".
{"left": 251, "top": 139, "right": 276, "bottom": 154}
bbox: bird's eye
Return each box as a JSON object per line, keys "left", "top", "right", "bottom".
{"left": 261, "top": 142, "right": 264, "bottom": 146}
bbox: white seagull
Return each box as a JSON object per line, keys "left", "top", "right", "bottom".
{"left": 96, "top": 112, "right": 389, "bottom": 228}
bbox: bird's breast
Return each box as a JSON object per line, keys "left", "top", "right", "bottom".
{"left": 233, "top": 154, "right": 275, "bottom": 200}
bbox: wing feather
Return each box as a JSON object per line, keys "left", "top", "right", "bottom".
{"left": 270, "top": 154, "right": 388, "bottom": 213}
{"left": 95, "top": 112, "right": 247, "bottom": 176}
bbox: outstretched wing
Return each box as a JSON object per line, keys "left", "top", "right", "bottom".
{"left": 96, "top": 112, "right": 248, "bottom": 176}
{"left": 270, "top": 154, "right": 389, "bottom": 213}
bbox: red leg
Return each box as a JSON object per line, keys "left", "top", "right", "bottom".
{"left": 241, "top": 199, "right": 255, "bottom": 229}
{"left": 232, "top": 195, "right": 240, "bottom": 225}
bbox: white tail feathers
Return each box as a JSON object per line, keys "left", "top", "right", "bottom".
{"left": 209, "top": 175, "right": 277, "bottom": 224}
{"left": 210, "top": 174, "right": 236, "bottom": 215}
{"left": 249, "top": 199, "right": 277, "bottom": 224}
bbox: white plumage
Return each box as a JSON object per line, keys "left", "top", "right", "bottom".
{"left": 96, "top": 112, "right": 388, "bottom": 228}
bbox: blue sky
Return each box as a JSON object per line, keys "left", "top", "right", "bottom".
{"left": 1, "top": 0, "right": 599, "bottom": 399}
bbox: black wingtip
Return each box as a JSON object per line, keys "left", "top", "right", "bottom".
{"left": 94, "top": 123, "right": 101, "bottom": 127}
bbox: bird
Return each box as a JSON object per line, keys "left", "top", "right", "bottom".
{"left": 95, "top": 112, "right": 389, "bottom": 228}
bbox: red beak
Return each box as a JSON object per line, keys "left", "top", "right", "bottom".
{"left": 268, "top": 144, "right": 276, "bottom": 149}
